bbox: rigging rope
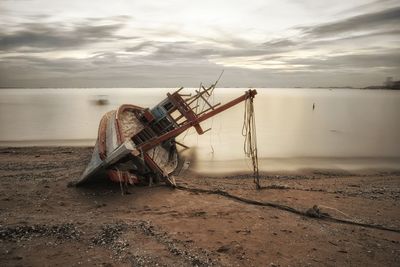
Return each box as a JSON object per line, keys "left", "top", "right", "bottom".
{"left": 242, "top": 95, "right": 261, "bottom": 189}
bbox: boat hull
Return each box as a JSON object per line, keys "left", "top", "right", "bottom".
{"left": 78, "top": 104, "right": 180, "bottom": 185}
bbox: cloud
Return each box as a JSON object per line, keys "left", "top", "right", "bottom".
{"left": 0, "top": 4, "right": 399, "bottom": 87}
{"left": 286, "top": 49, "right": 400, "bottom": 71}
{"left": 205, "top": 6, "right": 400, "bottom": 71}
{"left": 0, "top": 20, "right": 130, "bottom": 51}
{"left": 125, "top": 38, "right": 282, "bottom": 61}
{"left": 298, "top": 6, "right": 400, "bottom": 38}
{"left": 120, "top": 4, "right": 400, "bottom": 65}
{"left": 0, "top": 52, "right": 226, "bottom": 88}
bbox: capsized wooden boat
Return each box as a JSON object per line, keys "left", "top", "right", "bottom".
{"left": 77, "top": 86, "right": 257, "bottom": 186}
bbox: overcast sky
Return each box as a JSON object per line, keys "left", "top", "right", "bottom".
{"left": 0, "top": 0, "right": 399, "bottom": 87}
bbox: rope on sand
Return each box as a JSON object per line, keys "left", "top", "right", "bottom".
{"left": 175, "top": 184, "right": 400, "bottom": 234}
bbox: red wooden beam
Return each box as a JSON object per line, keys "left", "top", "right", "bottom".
{"left": 137, "top": 89, "right": 257, "bottom": 152}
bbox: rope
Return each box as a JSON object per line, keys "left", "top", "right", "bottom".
{"left": 175, "top": 185, "right": 400, "bottom": 233}
{"left": 317, "top": 204, "right": 351, "bottom": 219}
{"left": 242, "top": 96, "right": 260, "bottom": 189}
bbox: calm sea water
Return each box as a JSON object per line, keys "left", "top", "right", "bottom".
{"left": 1, "top": 88, "right": 399, "bottom": 172}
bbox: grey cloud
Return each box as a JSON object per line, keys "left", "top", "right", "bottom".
{"left": 338, "top": 0, "right": 399, "bottom": 16}
{"left": 150, "top": 42, "right": 217, "bottom": 59}
{"left": 1, "top": 52, "right": 397, "bottom": 88}
{"left": 314, "top": 29, "right": 400, "bottom": 43}
{"left": 285, "top": 49, "right": 400, "bottom": 71}
{"left": 0, "top": 21, "right": 128, "bottom": 51}
{"left": 299, "top": 6, "right": 400, "bottom": 37}
{"left": 85, "top": 15, "right": 133, "bottom": 22}
{"left": 125, "top": 41, "right": 154, "bottom": 52}
{"left": 126, "top": 41, "right": 220, "bottom": 62}
{"left": 1, "top": 55, "right": 96, "bottom": 74}
{"left": 263, "top": 39, "right": 296, "bottom": 49}
{"left": 0, "top": 52, "right": 225, "bottom": 88}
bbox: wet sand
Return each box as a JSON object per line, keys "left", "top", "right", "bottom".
{"left": 0, "top": 147, "right": 399, "bottom": 266}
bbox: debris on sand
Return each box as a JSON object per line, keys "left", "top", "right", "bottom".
{"left": 91, "top": 223, "right": 126, "bottom": 246}
{"left": 91, "top": 223, "right": 129, "bottom": 258}
{"left": 0, "top": 223, "right": 81, "bottom": 242}
{"left": 132, "top": 220, "right": 215, "bottom": 266}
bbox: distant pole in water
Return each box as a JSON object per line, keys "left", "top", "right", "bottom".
{"left": 312, "top": 103, "right": 315, "bottom": 110}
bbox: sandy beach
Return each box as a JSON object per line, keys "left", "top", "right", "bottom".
{"left": 0, "top": 147, "right": 399, "bottom": 266}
